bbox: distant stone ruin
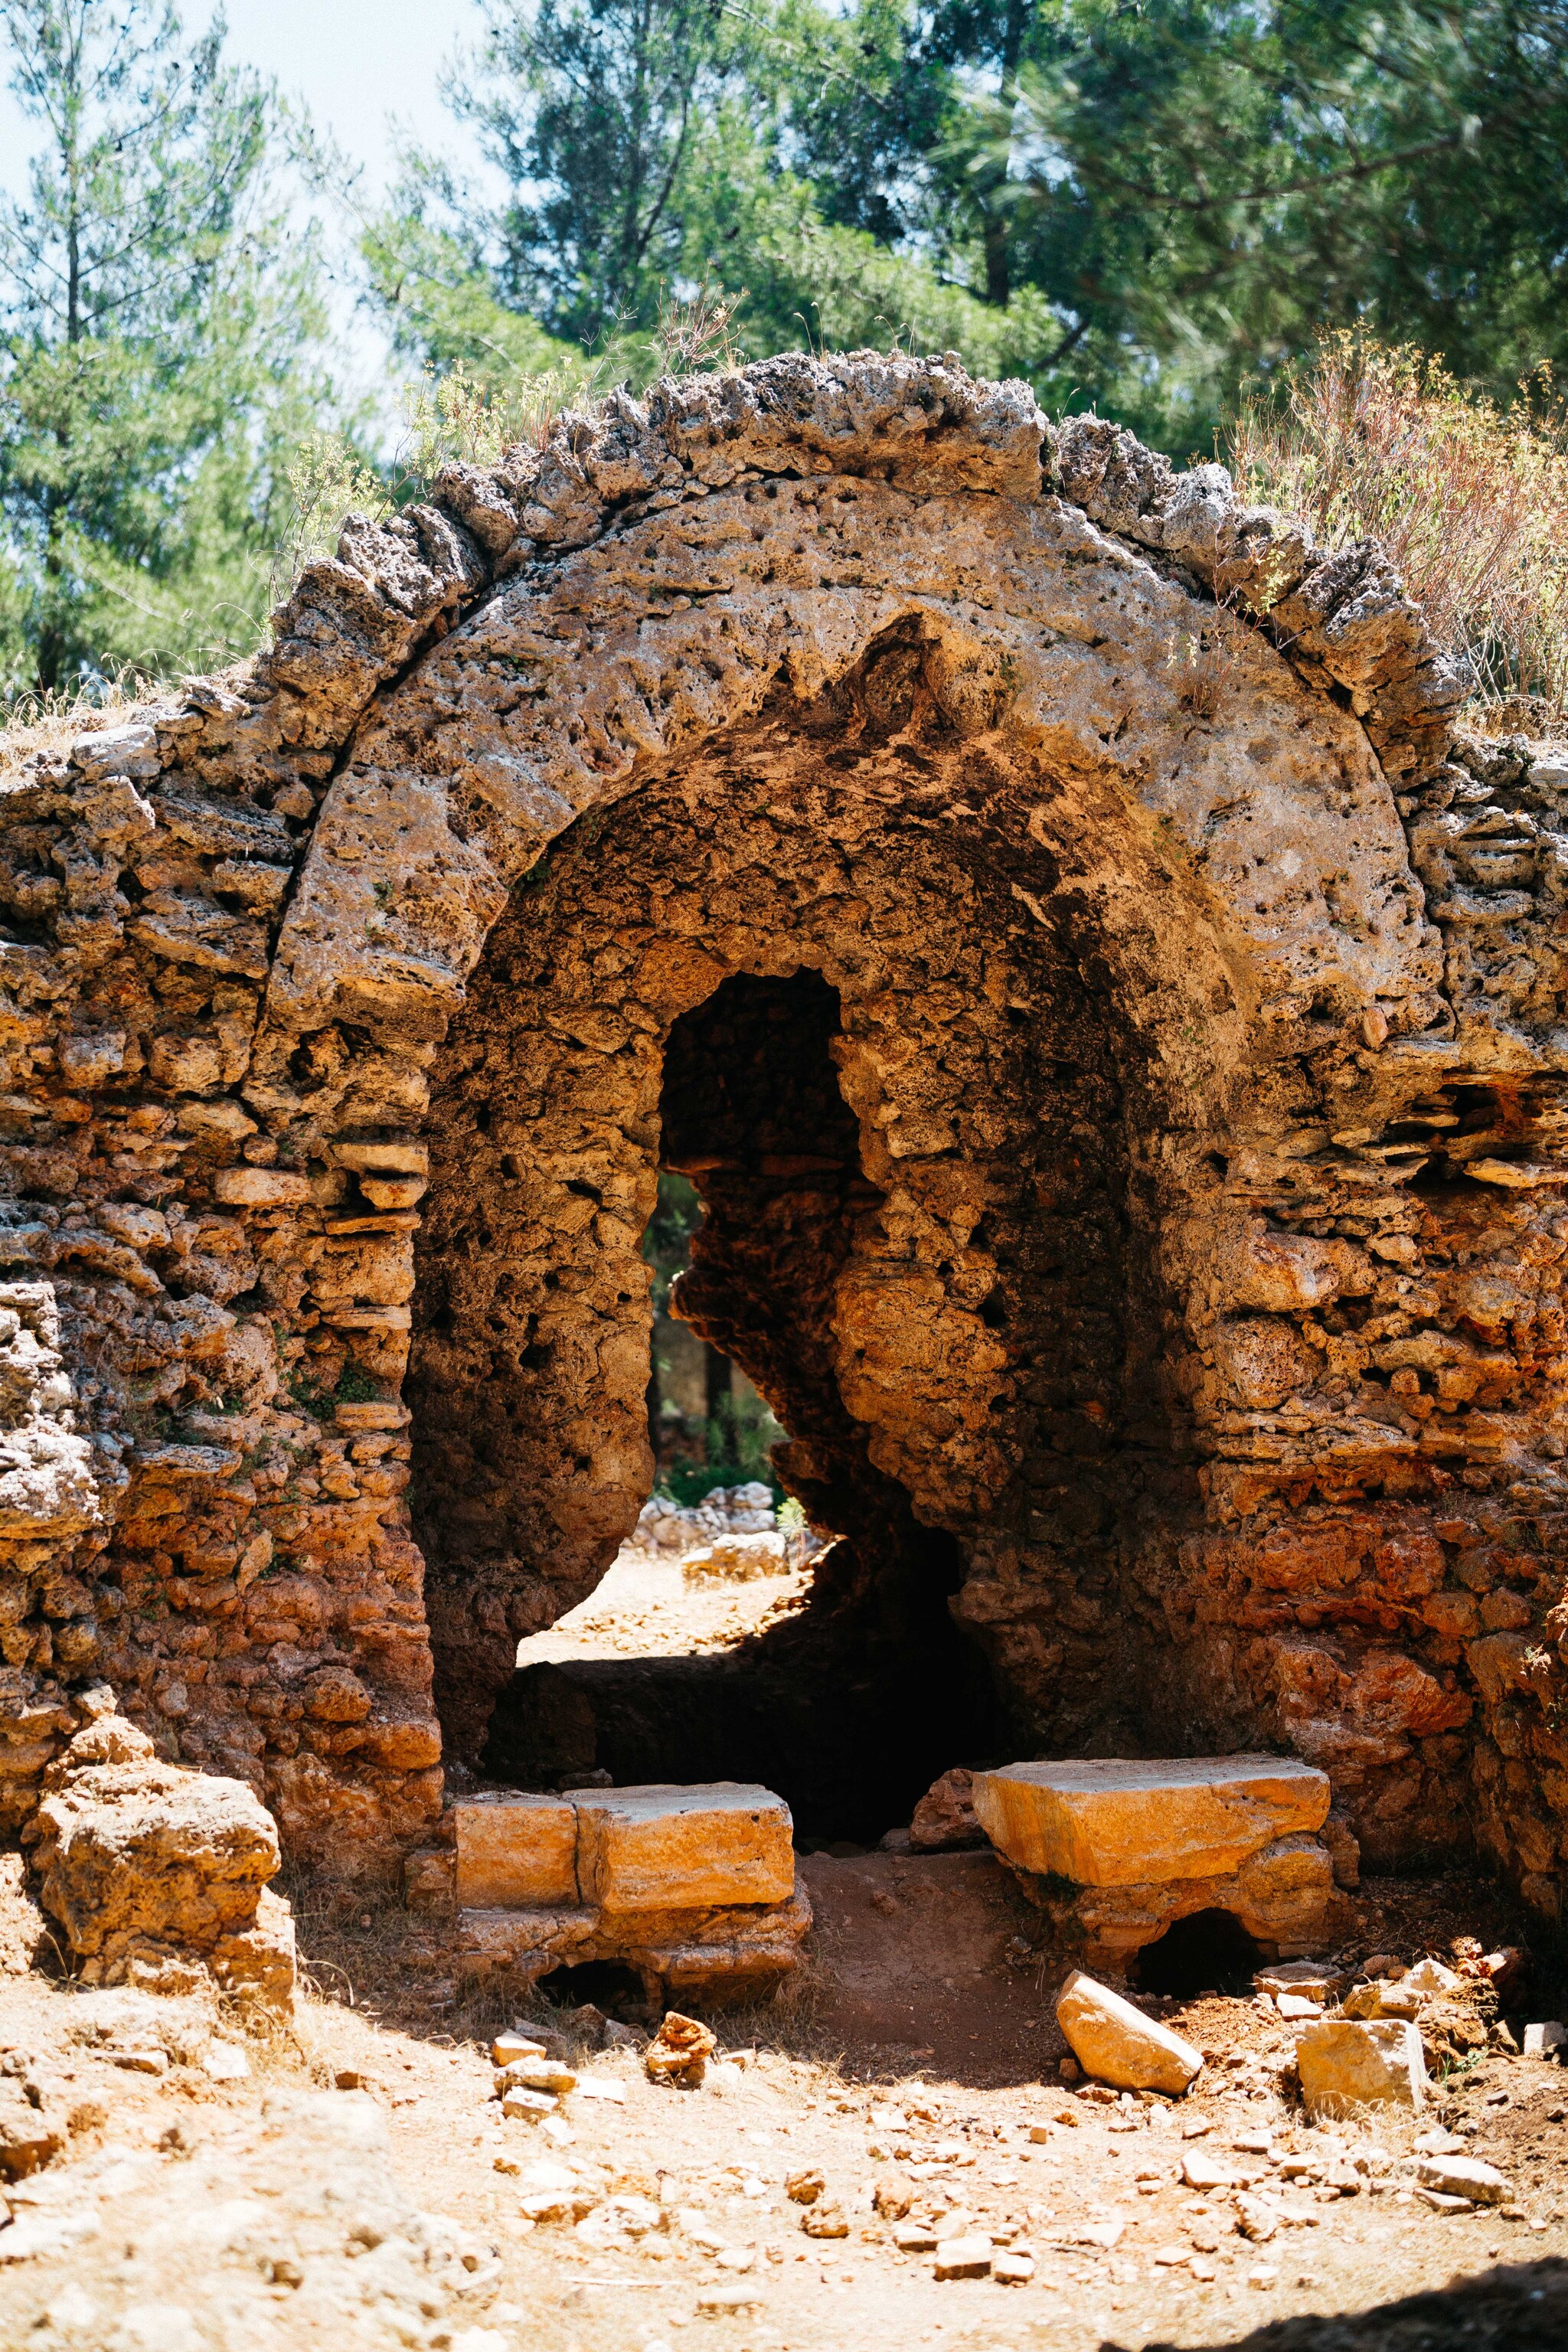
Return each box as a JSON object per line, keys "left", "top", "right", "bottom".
{"left": 1, "top": 351, "right": 1566, "bottom": 1933}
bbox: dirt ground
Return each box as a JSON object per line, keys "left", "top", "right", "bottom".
{"left": 514, "top": 1548, "right": 808, "bottom": 1666}
{"left": 2, "top": 1550, "right": 1567, "bottom": 2350}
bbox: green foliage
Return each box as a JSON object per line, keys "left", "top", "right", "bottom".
{"left": 952, "top": 0, "right": 1568, "bottom": 448}
{"left": 641, "top": 1169, "right": 701, "bottom": 1321}
{"left": 0, "top": 1, "right": 343, "bottom": 697}
{"left": 368, "top": 0, "right": 1568, "bottom": 460}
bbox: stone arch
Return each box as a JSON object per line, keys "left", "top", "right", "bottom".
{"left": 7, "top": 352, "right": 1568, "bottom": 1916}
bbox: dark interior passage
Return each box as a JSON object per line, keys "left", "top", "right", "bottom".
{"left": 483, "top": 967, "right": 1008, "bottom": 1842}
{"left": 1134, "top": 1908, "right": 1264, "bottom": 1998}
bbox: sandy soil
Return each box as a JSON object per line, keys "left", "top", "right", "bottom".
{"left": 516, "top": 1548, "right": 808, "bottom": 1665}
{"left": 2, "top": 1566, "right": 1566, "bottom": 2347}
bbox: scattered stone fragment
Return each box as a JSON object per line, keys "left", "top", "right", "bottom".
{"left": 498, "top": 2059, "right": 577, "bottom": 2096}
{"left": 643, "top": 2012, "right": 717, "bottom": 2087}
{"left": 502, "top": 2087, "right": 557, "bottom": 2120}
{"left": 694, "top": 2285, "right": 764, "bottom": 2312}
{"left": 910, "top": 1768, "right": 986, "bottom": 1851}
{"left": 0, "top": 2083, "right": 64, "bottom": 2180}
{"left": 1405, "top": 1958, "right": 1462, "bottom": 1998}
{"left": 1344, "top": 1981, "right": 1421, "bottom": 2021}
{"left": 894, "top": 2222, "right": 939, "bottom": 2252}
{"left": 1253, "top": 1962, "right": 1343, "bottom": 2002}
{"left": 873, "top": 2175, "right": 913, "bottom": 2218}
{"left": 1416, "top": 2154, "right": 1510, "bottom": 2206}
{"left": 1236, "top": 2194, "right": 1280, "bottom": 2242}
{"left": 1523, "top": 2022, "right": 1566, "bottom": 2057}
{"left": 994, "top": 2249, "right": 1035, "bottom": 2283}
{"left": 786, "top": 2168, "right": 825, "bottom": 2204}
{"left": 1056, "top": 1969, "right": 1204, "bottom": 2096}
{"left": 1277, "top": 1993, "right": 1322, "bottom": 2020}
{"left": 492, "top": 2033, "right": 547, "bottom": 2066}
{"left": 1153, "top": 2243, "right": 1191, "bottom": 2265}
{"left": 1295, "top": 2018, "right": 1427, "bottom": 2115}
{"left": 933, "top": 2234, "right": 992, "bottom": 2279}
{"left": 1181, "top": 2151, "right": 1234, "bottom": 2192}
{"left": 802, "top": 2205, "right": 849, "bottom": 2239}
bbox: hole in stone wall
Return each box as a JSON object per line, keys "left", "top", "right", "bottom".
{"left": 481, "top": 967, "right": 1007, "bottom": 1845}
{"left": 536, "top": 1960, "right": 648, "bottom": 2016}
{"left": 1134, "top": 1908, "right": 1263, "bottom": 1998}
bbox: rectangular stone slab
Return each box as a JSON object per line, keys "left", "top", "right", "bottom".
{"left": 573, "top": 1782, "right": 795, "bottom": 1914}
{"left": 971, "top": 1755, "right": 1330, "bottom": 1886}
{"left": 452, "top": 1795, "right": 579, "bottom": 1907}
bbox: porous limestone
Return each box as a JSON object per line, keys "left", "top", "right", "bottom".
{"left": 1056, "top": 1966, "right": 1204, "bottom": 2094}
{"left": 0, "top": 349, "right": 1563, "bottom": 1926}
{"left": 1295, "top": 2016, "right": 1429, "bottom": 2113}
{"left": 972, "top": 1756, "right": 1331, "bottom": 1884}
{"left": 440, "top": 1780, "right": 805, "bottom": 2004}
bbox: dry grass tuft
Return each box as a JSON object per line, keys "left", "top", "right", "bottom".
{"left": 1227, "top": 332, "right": 1568, "bottom": 731}
{"left": 0, "top": 671, "right": 165, "bottom": 781}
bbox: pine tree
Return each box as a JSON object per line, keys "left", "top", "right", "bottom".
{"left": 0, "top": 2, "right": 335, "bottom": 698}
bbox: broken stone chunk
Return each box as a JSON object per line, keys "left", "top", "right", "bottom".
{"left": 1181, "top": 2151, "right": 1234, "bottom": 2192}
{"left": 993, "top": 2249, "right": 1035, "bottom": 2283}
{"left": 1343, "top": 1981, "right": 1421, "bottom": 2022}
{"left": 933, "top": 2233, "right": 992, "bottom": 2278}
{"left": 1403, "top": 1957, "right": 1462, "bottom": 1998}
{"left": 1253, "top": 1961, "right": 1343, "bottom": 2002}
{"left": 1056, "top": 1968, "right": 1204, "bottom": 2096}
{"left": 972, "top": 1756, "right": 1329, "bottom": 1886}
{"left": 893, "top": 2221, "right": 938, "bottom": 2252}
{"left": 1522, "top": 2021, "right": 1566, "bottom": 2056}
{"left": 1416, "top": 2154, "right": 1510, "bottom": 2205}
{"left": 801, "top": 2203, "right": 849, "bottom": 2239}
{"left": 1295, "top": 2018, "right": 1427, "bottom": 2115}
{"left": 0, "top": 2082, "right": 64, "bottom": 2180}
{"left": 786, "top": 2167, "right": 825, "bottom": 2204}
{"left": 909, "top": 1766, "right": 986, "bottom": 1851}
{"left": 492, "top": 2032, "right": 548, "bottom": 2067}
{"left": 498, "top": 2059, "right": 577, "bottom": 2096}
{"left": 643, "top": 2011, "right": 717, "bottom": 2087}
{"left": 501, "top": 2086, "right": 557, "bottom": 2120}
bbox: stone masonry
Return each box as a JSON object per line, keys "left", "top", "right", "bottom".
{"left": 0, "top": 350, "right": 1563, "bottom": 1914}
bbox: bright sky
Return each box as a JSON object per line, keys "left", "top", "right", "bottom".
{"left": 0, "top": 1, "right": 493, "bottom": 424}
{"left": 1, "top": 1, "right": 472, "bottom": 200}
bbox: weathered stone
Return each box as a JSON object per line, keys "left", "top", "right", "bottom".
{"left": 573, "top": 1782, "right": 795, "bottom": 1913}
{"left": 1055, "top": 1967, "right": 1204, "bottom": 2095}
{"left": 643, "top": 2009, "right": 717, "bottom": 2086}
{"left": 452, "top": 1794, "right": 579, "bottom": 1908}
{"left": 972, "top": 1756, "right": 1331, "bottom": 1886}
{"left": 1416, "top": 2153, "right": 1509, "bottom": 2204}
{"left": 1295, "top": 2017, "right": 1428, "bottom": 2114}
{"left": 25, "top": 1710, "right": 292, "bottom": 2017}
{"left": 910, "top": 1766, "right": 986, "bottom": 1851}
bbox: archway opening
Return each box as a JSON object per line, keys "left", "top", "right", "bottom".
{"left": 1134, "top": 1908, "right": 1264, "bottom": 1998}
{"left": 480, "top": 967, "right": 1008, "bottom": 1843}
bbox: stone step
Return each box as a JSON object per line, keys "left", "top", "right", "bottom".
{"left": 972, "top": 1754, "right": 1331, "bottom": 1886}
{"left": 452, "top": 1780, "right": 795, "bottom": 1913}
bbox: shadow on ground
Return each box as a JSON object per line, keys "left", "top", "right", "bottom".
{"left": 1125, "top": 2256, "right": 1567, "bottom": 2352}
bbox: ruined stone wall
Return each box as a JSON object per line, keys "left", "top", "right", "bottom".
{"left": 0, "top": 350, "right": 1564, "bottom": 1909}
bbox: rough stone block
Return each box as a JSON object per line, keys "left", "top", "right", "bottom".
{"left": 972, "top": 1755, "right": 1330, "bottom": 1886}
{"left": 1055, "top": 1966, "right": 1204, "bottom": 2095}
{"left": 573, "top": 1782, "right": 794, "bottom": 1913}
{"left": 1295, "top": 2017, "right": 1427, "bottom": 2114}
{"left": 452, "top": 1795, "right": 578, "bottom": 1908}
